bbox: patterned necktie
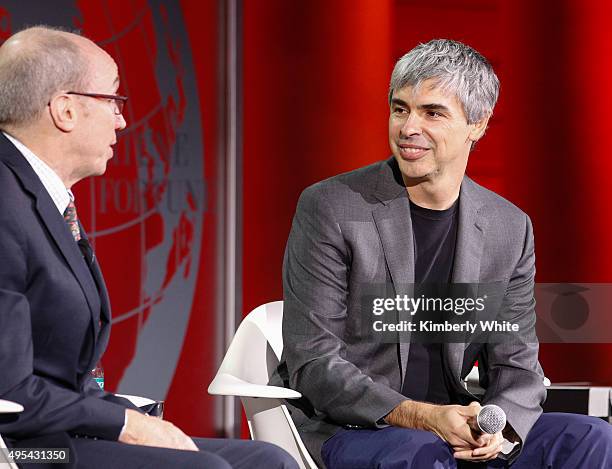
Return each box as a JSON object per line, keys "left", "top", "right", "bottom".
{"left": 63, "top": 200, "right": 81, "bottom": 242}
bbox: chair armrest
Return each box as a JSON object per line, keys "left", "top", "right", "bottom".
{"left": 208, "top": 373, "right": 302, "bottom": 399}
{"left": 0, "top": 399, "right": 24, "bottom": 413}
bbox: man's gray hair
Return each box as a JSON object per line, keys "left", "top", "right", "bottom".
{"left": 0, "top": 26, "right": 90, "bottom": 127}
{"left": 389, "top": 39, "right": 500, "bottom": 124}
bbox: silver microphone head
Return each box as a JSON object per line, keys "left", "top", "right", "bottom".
{"left": 477, "top": 404, "right": 506, "bottom": 434}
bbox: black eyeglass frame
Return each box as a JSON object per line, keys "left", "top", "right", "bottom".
{"left": 66, "top": 91, "right": 128, "bottom": 115}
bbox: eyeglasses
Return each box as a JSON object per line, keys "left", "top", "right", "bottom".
{"left": 66, "top": 91, "right": 128, "bottom": 115}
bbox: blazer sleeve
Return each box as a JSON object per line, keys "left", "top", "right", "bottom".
{"left": 281, "top": 186, "right": 406, "bottom": 426}
{"left": 0, "top": 202, "right": 127, "bottom": 441}
{"left": 480, "top": 214, "right": 546, "bottom": 456}
{"left": 80, "top": 372, "right": 142, "bottom": 411}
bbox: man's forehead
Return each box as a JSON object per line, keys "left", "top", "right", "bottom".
{"left": 84, "top": 45, "right": 120, "bottom": 87}
{"left": 394, "top": 81, "right": 461, "bottom": 107}
{"left": 76, "top": 36, "right": 116, "bottom": 66}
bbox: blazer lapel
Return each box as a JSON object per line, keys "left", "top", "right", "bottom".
{"left": 79, "top": 227, "right": 112, "bottom": 369}
{"left": 79, "top": 228, "right": 110, "bottom": 338}
{"left": 445, "top": 177, "right": 487, "bottom": 382}
{"left": 371, "top": 159, "right": 414, "bottom": 387}
{"left": 87, "top": 257, "right": 111, "bottom": 369}
{"left": 0, "top": 140, "right": 102, "bottom": 342}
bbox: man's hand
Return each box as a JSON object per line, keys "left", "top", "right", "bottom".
{"left": 454, "top": 431, "right": 503, "bottom": 462}
{"left": 425, "top": 401, "right": 489, "bottom": 453}
{"left": 118, "top": 409, "right": 198, "bottom": 451}
{"left": 385, "top": 400, "right": 502, "bottom": 461}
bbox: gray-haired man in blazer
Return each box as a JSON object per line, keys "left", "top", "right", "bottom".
{"left": 276, "top": 39, "right": 612, "bottom": 468}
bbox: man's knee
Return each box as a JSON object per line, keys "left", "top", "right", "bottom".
{"left": 324, "top": 427, "right": 456, "bottom": 469}
{"left": 556, "top": 415, "right": 612, "bottom": 467}
{"left": 184, "top": 452, "right": 233, "bottom": 469}
{"left": 557, "top": 414, "right": 612, "bottom": 440}
{"left": 582, "top": 416, "right": 612, "bottom": 445}
{"left": 533, "top": 413, "right": 612, "bottom": 468}
{"left": 379, "top": 432, "right": 455, "bottom": 469}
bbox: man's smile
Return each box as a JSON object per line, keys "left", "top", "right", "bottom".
{"left": 398, "top": 143, "right": 430, "bottom": 160}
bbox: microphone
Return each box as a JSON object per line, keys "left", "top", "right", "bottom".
{"left": 476, "top": 404, "right": 506, "bottom": 434}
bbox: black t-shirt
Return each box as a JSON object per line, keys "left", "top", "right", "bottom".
{"left": 401, "top": 198, "right": 458, "bottom": 404}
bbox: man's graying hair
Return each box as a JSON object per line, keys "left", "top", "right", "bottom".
{"left": 0, "top": 26, "right": 89, "bottom": 127}
{"left": 389, "top": 39, "right": 499, "bottom": 124}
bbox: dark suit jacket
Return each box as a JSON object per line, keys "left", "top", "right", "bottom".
{"left": 0, "top": 133, "right": 137, "bottom": 444}
{"left": 276, "top": 158, "right": 546, "bottom": 467}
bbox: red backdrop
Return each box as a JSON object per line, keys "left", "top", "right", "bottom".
{"left": 73, "top": 0, "right": 220, "bottom": 436}
{"left": 2, "top": 0, "right": 610, "bottom": 439}
{"left": 242, "top": 0, "right": 612, "bottom": 408}
{"left": 75, "top": 0, "right": 221, "bottom": 436}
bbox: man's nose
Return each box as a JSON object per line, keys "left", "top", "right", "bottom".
{"left": 115, "top": 113, "right": 127, "bottom": 130}
{"left": 400, "top": 113, "right": 422, "bottom": 137}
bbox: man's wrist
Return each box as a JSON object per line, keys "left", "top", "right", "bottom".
{"left": 118, "top": 409, "right": 129, "bottom": 441}
{"left": 119, "top": 408, "right": 146, "bottom": 444}
{"left": 385, "top": 400, "right": 438, "bottom": 430}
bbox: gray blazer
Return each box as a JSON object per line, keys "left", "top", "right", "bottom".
{"left": 275, "top": 158, "right": 545, "bottom": 467}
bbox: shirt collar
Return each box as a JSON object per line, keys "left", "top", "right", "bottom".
{"left": 2, "top": 131, "right": 72, "bottom": 214}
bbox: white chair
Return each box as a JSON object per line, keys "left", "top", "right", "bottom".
{"left": 208, "top": 301, "right": 318, "bottom": 469}
{"left": 0, "top": 399, "right": 24, "bottom": 469}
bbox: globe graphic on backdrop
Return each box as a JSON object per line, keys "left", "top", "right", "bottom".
{"left": 0, "top": 0, "right": 205, "bottom": 400}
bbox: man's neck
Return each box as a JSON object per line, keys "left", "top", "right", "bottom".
{"left": 404, "top": 174, "right": 462, "bottom": 210}
{"left": 3, "top": 126, "right": 73, "bottom": 188}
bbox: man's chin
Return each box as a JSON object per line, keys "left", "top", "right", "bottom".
{"left": 98, "top": 154, "right": 113, "bottom": 173}
{"left": 395, "top": 157, "right": 435, "bottom": 182}
{"left": 93, "top": 162, "right": 110, "bottom": 177}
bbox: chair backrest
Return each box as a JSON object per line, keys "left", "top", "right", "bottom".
{"left": 210, "top": 301, "right": 318, "bottom": 469}
{"left": 216, "top": 301, "right": 285, "bottom": 385}
{"left": 0, "top": 399, "right": 24, "bottom": 469}
{"left": 0, "top": 435, "right": 17, "bottom": 469}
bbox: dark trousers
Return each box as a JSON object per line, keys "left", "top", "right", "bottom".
{"left": 322, "top": 413, "right": 612, "bottom": 469}
{"left": 15, "top": 436, "right": 299, "bottom": 469}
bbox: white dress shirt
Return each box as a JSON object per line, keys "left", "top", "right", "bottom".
{"left": 2, "top": 131, "right": 73, "bottom": 213}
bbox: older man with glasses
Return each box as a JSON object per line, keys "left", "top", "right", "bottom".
{"left": 0, "top": 25, "right": 297, "bottom": 469}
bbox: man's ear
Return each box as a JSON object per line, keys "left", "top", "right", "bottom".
{"left": 468, "top": 113, "right": 491, "bottom": 143}
{"left": 48, "top": 94, "right": 77, "bottom": 132}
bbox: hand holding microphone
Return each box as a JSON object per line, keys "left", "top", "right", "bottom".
{"left": 452, "top": 402, "right": 506, "bottom": 462}
{"left": 385, "top": 400, "right": 507, "bottom": 462}
{"left": 426, "top": 401, "right": 506, "bottom": 462}
{"left": 475, "top": 404, "right": 506, "bottom": 434}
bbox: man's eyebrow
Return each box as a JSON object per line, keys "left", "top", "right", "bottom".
{"left": 390, "top": 99, "right": 451, "bottom": 114}
{"left": 418, "top": 103, "right": 451, "bottom": 113}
